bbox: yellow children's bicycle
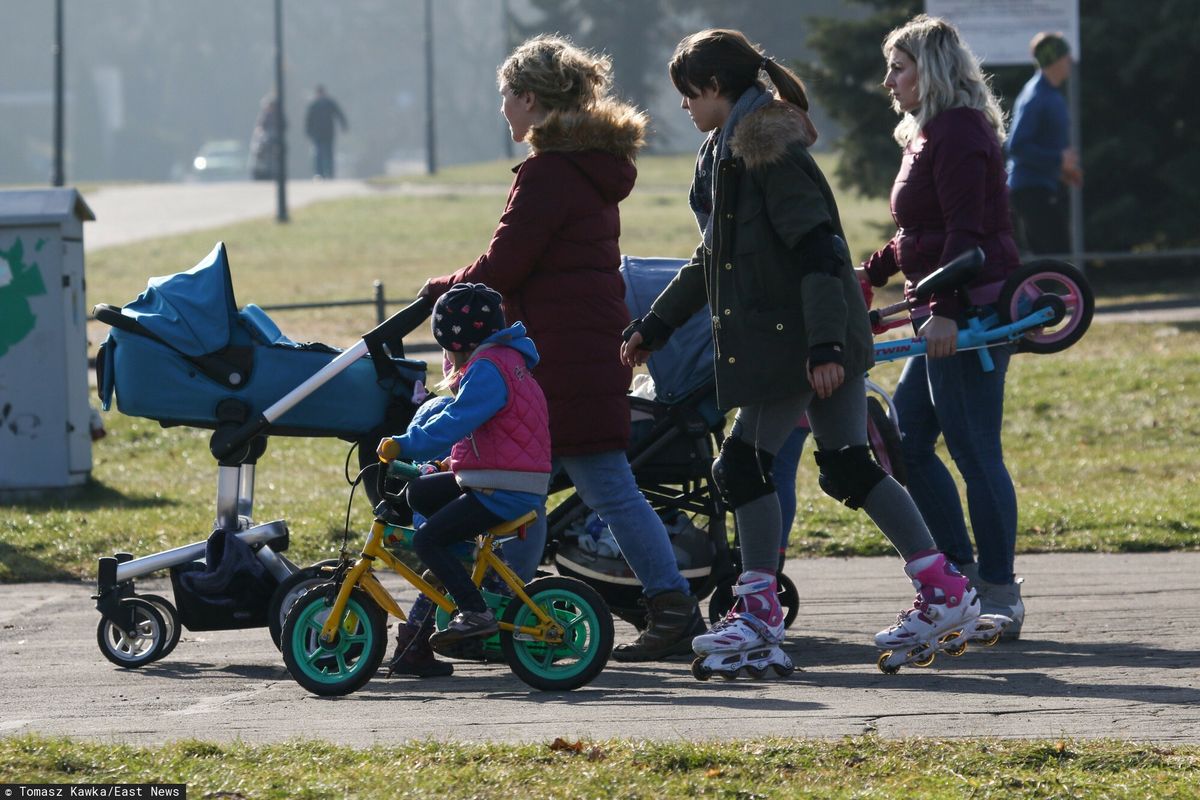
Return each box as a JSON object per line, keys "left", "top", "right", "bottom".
{"left": 279, "top": 460, "right": 614, "bottom": 695}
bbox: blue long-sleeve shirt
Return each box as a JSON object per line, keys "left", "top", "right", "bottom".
{"left": 1006, "top": 72, "right": 1069, "bottom": 192}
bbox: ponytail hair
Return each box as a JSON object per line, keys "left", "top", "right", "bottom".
{"left": 670, "top": 29, "right": 818, "bottom": 142}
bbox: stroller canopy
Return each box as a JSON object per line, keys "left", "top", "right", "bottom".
{"left": 122, "top": 242, "right": 239, "bottom": 357}
{"left": 621, "top": 256, "right": 713, "bottom": 404}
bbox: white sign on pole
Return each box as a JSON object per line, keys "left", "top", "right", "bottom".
{"left": 925, "top": 0, "right": 1080, "bottom": 65}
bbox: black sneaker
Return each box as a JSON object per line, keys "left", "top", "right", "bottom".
{"left": 429, "top": 609, "right": 498, "bottom": 648}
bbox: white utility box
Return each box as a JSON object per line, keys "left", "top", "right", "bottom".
{"left": 0, "top": 188, "right": 95, "bottom": 493}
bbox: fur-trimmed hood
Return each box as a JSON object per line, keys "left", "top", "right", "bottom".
{"left": 729, "top": 100, "right": 817, "bottom": 169}
{"left": 527, "top": 99, "right": 647, "bottom": 160}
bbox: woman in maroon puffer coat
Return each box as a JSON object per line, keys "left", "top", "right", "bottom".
{"left": 418, "top": 35, "right": 703, "bottom": 665}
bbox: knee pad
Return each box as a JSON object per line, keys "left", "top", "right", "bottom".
{"left": 712, "top": 436, "right": 775, "bottom": 510}
{"left": 814, "top": 445, "right": 888, "bottom": 509}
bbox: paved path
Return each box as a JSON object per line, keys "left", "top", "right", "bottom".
{"left": 3, "top": 552, "right": 1197, "bottom": 745}
{"left": 82, "top": 180, "right": 384, "bottom": 251}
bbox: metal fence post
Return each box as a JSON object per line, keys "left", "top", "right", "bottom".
{"left": 373, "top": 280, "right": 385, "bottom": 324}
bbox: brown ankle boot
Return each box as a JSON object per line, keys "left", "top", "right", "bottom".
{"left": 612, "top": 591, "right": 705, "bottom": 662}
{"left": 387, "top": 622, "right": 454, "bottom": 678}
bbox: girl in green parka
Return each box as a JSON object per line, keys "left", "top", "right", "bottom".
{"left": 621, "top": 29, "right": 984, "bottom": 679}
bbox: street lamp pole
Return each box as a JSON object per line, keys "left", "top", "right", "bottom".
{"left": 51, "top": 0, "right": 64, "bottom": 187}
{"left": 424, "top": 0, "right": 436, "bottom": 175}
{"left": 274, "top": 0, "right": 289, "bottom": 222}
{"left": 500, "top": 0, "right": 514, "bottom": 159}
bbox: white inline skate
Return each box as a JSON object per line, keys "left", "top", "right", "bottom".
{"left": 691, "top": 570, "right": 795, "bottom": 681}
{"left": 875, "top": 552, "right": 1010, "bottom": 673}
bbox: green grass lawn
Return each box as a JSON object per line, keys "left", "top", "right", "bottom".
{"left": 3, "top": 735, "right": 1198, "bottom": 799}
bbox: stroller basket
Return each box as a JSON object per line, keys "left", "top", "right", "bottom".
{"left": 95, "top": 242, "right": 427, "bottom": 439}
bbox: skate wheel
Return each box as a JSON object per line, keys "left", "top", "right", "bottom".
{"left": 771, "top": 661, "right": 795, "bottom": 678}
{"left": 979, "top": 632, "right": 1001, "bottom": 647}
{"left": 718, "top": 670, "right": 739, "bottom": 681}
{"left": 690, "top": 658, "right": 711, "bottom": 681}
{"left": 912, "top": 651, "right": 936, "bottom": 668}
{"left": 944, "top": 642, "right": 967, "bottom": 657}
{"left": 744, "top": 665, "right": 767, "bottom": 680}
{"left": 877, "top": 651, "right": 901, "bottom": 675}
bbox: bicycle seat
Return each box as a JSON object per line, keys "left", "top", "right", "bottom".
{"left": 486, "top": 510, "right": 538, "bottom": 540}
{"left": 914, "top": 247, "right": 984, "bottom": 301}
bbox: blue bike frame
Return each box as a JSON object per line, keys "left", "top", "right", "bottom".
{"left": 872, "top": 303, "right": 1059, "bottom": 372}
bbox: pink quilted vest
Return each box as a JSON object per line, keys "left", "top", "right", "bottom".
{"left": 449, "top": 344, "right": 551, "bottom": 495}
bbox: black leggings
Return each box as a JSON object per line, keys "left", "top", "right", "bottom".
{"left": 407, "top": 472, "right": 504, "bottom": 614}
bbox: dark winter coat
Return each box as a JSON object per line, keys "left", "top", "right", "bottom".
{"left": 862, "top": 107, "right": 1020, "bottom": 321}
{"left": 424, "top": 99, "right": 646, "bottom": 455}
{"left": 650, "top": 101, "right": 874, "bottom": 410}
{"left": 304, "top": 95, "right": 347, "bottom": 143}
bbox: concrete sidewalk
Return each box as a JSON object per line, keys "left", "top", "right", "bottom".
{"left": 3, "top": 552, "right": 1197, "bottom": 745}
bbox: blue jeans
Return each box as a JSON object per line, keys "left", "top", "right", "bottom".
{"left": 508, "top": 450, "right": 691, "bottom": 598}
{"left": 893, "top": 345, "right": 1017, "bottom": 584}
{"left": 773, "top": 424, "right": 809, "bottom": 553}
{"left": 312, "top": 139, "right": 334, "bottom": 178}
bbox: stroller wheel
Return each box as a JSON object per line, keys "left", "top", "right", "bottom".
{"left": 97, "top": 597, "right": 168, "bottom": 668}
{"left": 268, "top": 559, "right": 341, "bottom": 650}
{"left": 137, "top": 594, "right": 182, "bottom": 662}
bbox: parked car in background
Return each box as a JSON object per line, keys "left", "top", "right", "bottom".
{"left": 185, "top": 139, "right": 249, "bottom": 182}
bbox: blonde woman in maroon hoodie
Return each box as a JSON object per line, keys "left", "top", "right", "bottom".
{"left": 861, "top": 15, "right": 1026, "bottom": 637}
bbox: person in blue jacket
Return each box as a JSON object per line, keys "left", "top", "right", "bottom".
{"left": 1006, "top": 32, "right": 1082, "bottom": 255}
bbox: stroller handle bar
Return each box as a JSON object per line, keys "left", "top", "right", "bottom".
{"left": 209, "top": 296, "right": 433, "bottom": 462}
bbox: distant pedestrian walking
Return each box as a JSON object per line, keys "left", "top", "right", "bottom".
{"left": 304, "top": 85, "right": 348, "bottom": 179}
{"left": 1006, "top": 33, "right": 1081, "bottom": 255}
{"left": 250, "top": 92, "right": 285, "bottom": 180}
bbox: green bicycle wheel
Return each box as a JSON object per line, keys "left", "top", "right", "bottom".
{"left": 499, "top": 576, "right": 613, "bottom": 691}
{"left": 280, "top": 583, "right": 386, "bottom": 696}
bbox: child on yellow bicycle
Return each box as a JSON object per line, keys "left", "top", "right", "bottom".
{"left": 377, "top": 283, "right": 551, "bottom": 657}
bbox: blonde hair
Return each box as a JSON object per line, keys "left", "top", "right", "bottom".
{"left": 883, "top": 14, "right": 1006, "bottom": 147}
{"left": 435, "top": 350, "right": 470, "bottom": 393}
{"left": 498, "top": 34, "right": 612, "bottom": 112}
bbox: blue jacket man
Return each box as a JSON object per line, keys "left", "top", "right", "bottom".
{"left": 1006, "top": 33, "right": 1081, "bottom": 255}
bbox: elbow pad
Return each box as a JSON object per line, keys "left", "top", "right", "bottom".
{"left": 794, "top": 224, "right": 842, "bottom": 278}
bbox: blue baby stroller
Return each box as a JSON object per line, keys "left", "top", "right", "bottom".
{"left": 91, "top": 242, "right": 430, "bottom": 667}
{"left": 546, "top": 256, "right": 804, "bottom": 629}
